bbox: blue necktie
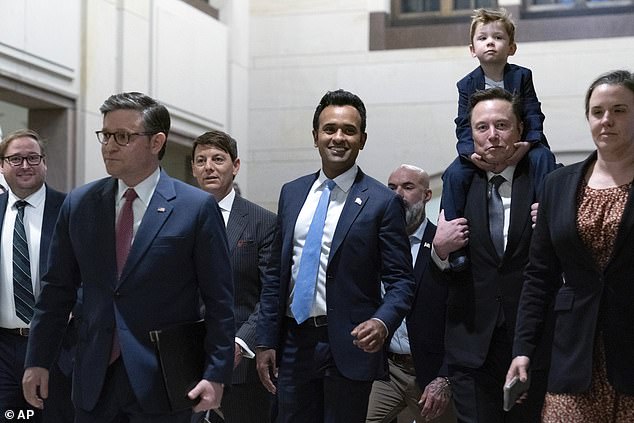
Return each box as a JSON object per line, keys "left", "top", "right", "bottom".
{"left": 488, "top": 175, "right": 505, "bottom": 258}
{"left": 291, "top": 179, "right": 335, "bottom": 324}
{"left": 13, "top": 200, "right": 35, "bottom": 324}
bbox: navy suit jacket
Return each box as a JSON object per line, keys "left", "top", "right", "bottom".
{"left": 0, "top": 185, "right": 65, "bottom": 295}
{"left": 406, "top": 221, "right": 449, "bottom": 390}
{"left": 257, "top": 168, "right": 416, "bottom": 382}
{"left": 228, "top": 195, "right": 276, "bottom": 385}
{"left": 514, "top": 152, "right": 634, "bottom": 394}
{"left": 25, "top": 170, "right": 235, "bottom": 413}
{"left": 438, "top": 158, "right": 553, "bottom": 370}
{"left": 454, "top": 63, "right": 547, "bottom": 157}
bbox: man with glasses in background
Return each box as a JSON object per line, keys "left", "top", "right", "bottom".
{"left": 0, "top": 129, "right": 66, "bottom": 422}
{"left": 22, "top": 92, "right": 235, "bottom": 423}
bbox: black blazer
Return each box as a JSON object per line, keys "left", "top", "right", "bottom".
{"left": 514, "top": 152, "right": 634, "bottom": 394}
{"left": 439, "top": 158, "right": 552, "bottom": 370}
{"left": 228, "top": 195, "right": 276, "bottom": 385}
{"left": 406, "top": 221, "right": 450, "bottom": 389}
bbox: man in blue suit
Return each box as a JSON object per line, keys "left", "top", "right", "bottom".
{"left": 22, "top": 92, "right": 235, "bottom": 423}
{"left": 0, "top": 130, "right": 65, "bottom": 423}
{"left": 256, "top": 89, "right": 416, "bottom": 423}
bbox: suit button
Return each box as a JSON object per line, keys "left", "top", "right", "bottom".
{"left": 495, "top": 296, "right": 502, "bottom": 302}
{"left": 114, "top": 291, "right": 121, "bottom": 298}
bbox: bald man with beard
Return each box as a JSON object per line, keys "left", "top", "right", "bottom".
{"left": 366, "top": 165, "right": 455, "bottom": 423}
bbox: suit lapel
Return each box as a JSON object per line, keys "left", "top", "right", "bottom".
{"left": 226, "top": 196, "right": 248, "bottom": 254}
{"left": 413, "top": 223, "right": 434, "bottom": 283}
{"left": 469, "top": 171, "right": 498, "bottom": 258}
{"left": 118, "top": 171, "right": 174, "bottom": 286}
{"left": 329, "top": 171, "right": 367, "bottom": 262}
{"left": 505, "top": 160, "right": 533, "bottom": 258}
{"left": 283, "top": 174, "right": 318, "bottom": 258}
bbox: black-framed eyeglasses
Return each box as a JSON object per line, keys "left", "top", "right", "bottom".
{"left": 95, "top": 131, "right": 155, "bottom": 147}
{"left": 2, "top": 154, "right": 45, "bottom": 167}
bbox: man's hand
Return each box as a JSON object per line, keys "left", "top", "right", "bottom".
{"left": 507, "top": 142, "right": 531, "bottom": 166}
{"left": 418, "top": 377, "right": 451, "bottom": 422}
{"left": 255, "top": 347, "right": 277, "bottom": 394}
{"left": 350, "top": 319, "right": 387, "bottom": 353}
{"left": 530, "top": 202, "right": 539, "bottom": 228}
{"left": 22, "top": 367, "right": 49, "bottom": 409}
{"left": 233, "top": 343, "right": 243, "bottom": 369}
{"left": 433, "top": 210, "right": 469, "bottom": 260}
{"left": 188, "top": 379, "right": 224, "bottom": 413}
{"left": 470, "top": 153, "right": 496, "bottom": 172}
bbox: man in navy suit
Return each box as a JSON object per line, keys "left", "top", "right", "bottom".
{"left": 256, "top": 89, "right": 416, "bottom": 423}
{"left": 0, "top": 130, "right": 65, "bottom": 423}
{"left": 191, "top": 130, "right": 275, "bottom": 423}
{"left": 432, "top": 88, "right": 552, "bottom": 422}
{"left": 366, "top": 164, "right": 455, "bottom": 423}
{"left": 22, "top": 92, "right": 235, "bottom": 423}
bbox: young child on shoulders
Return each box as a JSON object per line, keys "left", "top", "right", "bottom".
{"left": 442, "top": 8, "right": 557, "bottom": 271}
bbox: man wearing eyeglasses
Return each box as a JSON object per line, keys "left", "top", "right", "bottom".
{"left": 22, "top": 92, "right": 235, "bottom": 423}
{"left": 0, "top": 129, "right": 66, "bottom": 423}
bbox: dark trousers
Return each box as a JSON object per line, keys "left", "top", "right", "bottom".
{"left": 275, "top": 321, "right": 373, "bottom": 423}
{"left": 0, "top": 330, "right": 41, "bottom": 423}
{"left": 441, "top": 144, "right": 556, "bottom": 220}
{"left": 449, "top": 326, "right": 547, "bottom": 423}
{"left": 42, "top": 361, "right": 74, "bottom": 423}
{"left": 75, "top": 358, "right": 191, "bottom": 423}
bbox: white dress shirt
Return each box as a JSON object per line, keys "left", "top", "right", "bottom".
{"left": 387, "top": 218, "right": 428, "bottom": 355}
{"left": 115, "top": 167, "right": 161, "bottom": 242}
{"left": 287, "top": 165, "right": 358, "bottom": 318}
{"left": 0, "top": 185, "right": 46, "bottom": 328}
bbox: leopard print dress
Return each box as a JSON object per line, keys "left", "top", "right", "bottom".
{"left": 541, "top": 182, "right": 634, "bottom": 423}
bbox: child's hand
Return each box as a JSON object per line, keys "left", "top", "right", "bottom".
{"left": 506, "top": 141, "right": 531, "bottom": 166}
{"left": 471, "top": 153, "right": 496, "bottom": 172}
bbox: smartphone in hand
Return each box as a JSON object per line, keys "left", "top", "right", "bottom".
{"left": 503, "top": 373, "right": 531, "bottom": 412}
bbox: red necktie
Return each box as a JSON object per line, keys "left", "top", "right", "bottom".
{"left": 110, "top": 188, "right": 137, "bottom": 364}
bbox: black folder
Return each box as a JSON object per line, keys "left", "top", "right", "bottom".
{"left": 149, "top": 319, "right": 206, "bottom": 411}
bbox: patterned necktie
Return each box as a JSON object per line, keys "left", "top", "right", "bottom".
{"left": 13, "top": 200, "right": 35, "bottom": 324}
{"left": 488, "top": 175, "right": 506, "bottom": 258}
{"left": 116, "top": 188, "right": 138, "bottom": 276}
{"left": 110, "top": 188, "right": 137, "bottom": 364}
{"left": 291, "top": 179, "right": 335, "bottom": 324}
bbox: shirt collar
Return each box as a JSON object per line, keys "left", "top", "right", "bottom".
{"left": 317, "top": 164, "right": 358, "bottom": 193}
{"left": 217, "top": 188, "right": 235, "bottom": 213}
{"left": 8, "top": 184, "right": 46, "bottom": 209}
{"left": 487, "top": 165, "right": 516, "bottom": 184}
{"left": 410, "top": 217, "right": 428, "bottom": 242}
{"left": 117, "top": 167, "right": 160, "bottom": 207}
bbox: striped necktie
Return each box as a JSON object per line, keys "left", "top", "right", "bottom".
{"left": 13, "top": 200, "right": 35, "bottom": 324}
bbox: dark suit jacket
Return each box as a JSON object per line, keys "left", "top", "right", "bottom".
{"left": 439, "top": 158, "right": 552, "bottom": 370}
{"left": 26, "top": 170, "right": 235, "bottom": 413}
{"left": 514, "top": 152, "right": 634, "bottom": 394}
{"left": 257, "top": 168, "right": 416, "bottom": 381}
{"left": 0, "top": 185, "right": 65, "bottom": 294}
{"left": 454, "top": 63, "right": 547, "bottom": 157}
{"left": 406, "top": 221, "right": 449, "bottom": 390}
{"left": 228, "top": 195, "right": 276, "bottom": 385}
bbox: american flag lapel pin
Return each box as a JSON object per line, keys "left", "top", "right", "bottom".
{"left": 355, "top": 197, "right": 362, "bottom": 205}
{"left": 424, "top": 242, "right": 431, "bottom": 249}
{"left": 157, "top": 207, "right": 166, "bottom": 212}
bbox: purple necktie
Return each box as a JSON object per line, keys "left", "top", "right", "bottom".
{"left": 110, "top": 188, "right": 137, "bottom": 364}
